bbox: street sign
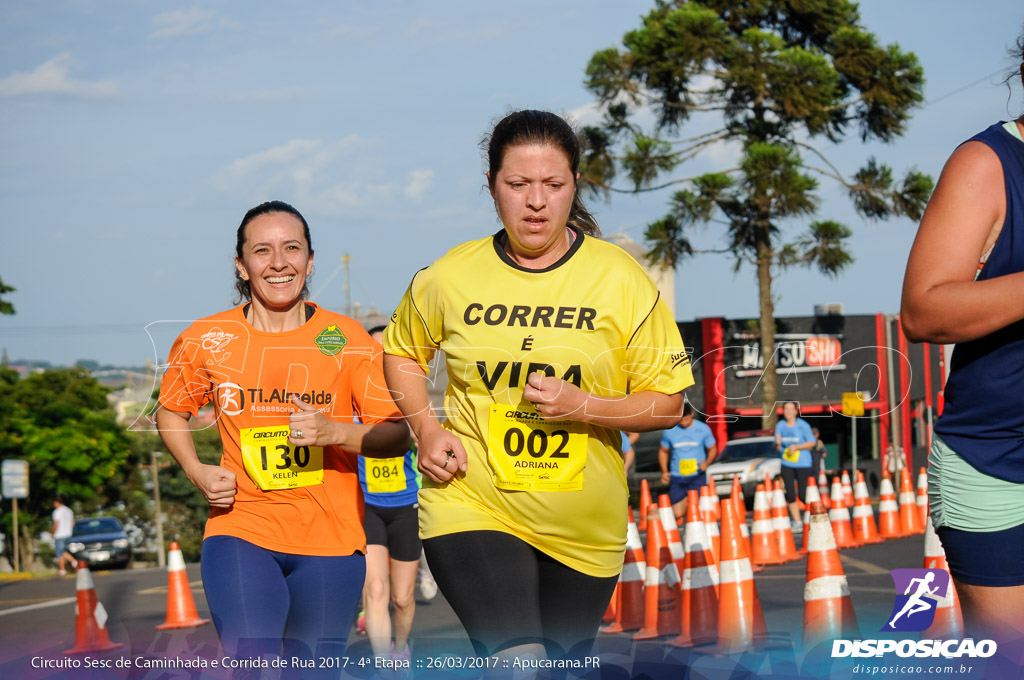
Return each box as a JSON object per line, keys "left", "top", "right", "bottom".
{"left": 1, "top": 459, "right": 29, "bottom": 499}
{"left": 841, "top": 392, "right": 865, "bottom": 417}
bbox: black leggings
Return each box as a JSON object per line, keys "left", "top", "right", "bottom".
{"left": 423, "top": 531, "right": 618, "bottom": 658}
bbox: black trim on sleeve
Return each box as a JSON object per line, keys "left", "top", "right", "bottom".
{"left": 407, "top": 267, "right": 440, "bottom": 348}
{"left": 491, "top": 225, "right": 585, "bottom": 273}
{"left": 627, "top": 292, "right": 661, "bottom": 349}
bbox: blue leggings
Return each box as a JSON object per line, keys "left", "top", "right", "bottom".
{"left": 201, "top": 536, "right": 365, "bottom": 677}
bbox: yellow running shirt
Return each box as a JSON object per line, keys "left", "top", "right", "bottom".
{"left": 383, "top": 228, "right": 694, "bottom": 577}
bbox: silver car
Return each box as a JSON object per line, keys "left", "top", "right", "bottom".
{"left": 707, "top": 435, "right": 781, "bottom": 502}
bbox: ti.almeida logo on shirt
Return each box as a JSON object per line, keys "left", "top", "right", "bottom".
{"left": 315, "top": 325, "right": 347, "bottom": 356}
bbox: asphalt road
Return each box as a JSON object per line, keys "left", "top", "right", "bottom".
{"left": 0, "top": 530, "right": 1000, "bottom": 679}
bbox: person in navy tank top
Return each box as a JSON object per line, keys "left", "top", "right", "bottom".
{"left": 902, "top": 27, "right": 1024, "bottom": 651}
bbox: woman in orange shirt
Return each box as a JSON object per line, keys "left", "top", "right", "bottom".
{"left": 156, "top": 201, "right": 408, "bottom": 676}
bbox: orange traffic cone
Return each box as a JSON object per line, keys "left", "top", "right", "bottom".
{"left": 731, "top": 475, "right": 747, "bottom": 514}
{"left": 701, "top": 486, "right": 721, "bottom": 563}
{"left": 634, "top": 518, "right": 681, "bottom": 639}
{"left": 731, "top": 477, "right": 763, "bottom": 573}
{"left": 851, "top": 471, "right": 882, "bottom": 545}
{"left": 922, "top": 517, "right": 964, "bottom": 640}
{"left": 829, "top": 477, "right": 859, "bottom": 549}
{"left": 710, "top": 485, "right": 721, "bottom": 522}
{"left": 638, "top": 479, "right": 652, "bottom": 533}
{"left": 818, "top": 470, "right": 831, "bottom": 510}
{"left": 604, "top": 507, "right": 645, "bottom": 633}
{"left": 800, "top": 475, "right": 822, "bottom": 555}
{"left": 751, "top": 483, "right": 785, "bottom": 566}
{"left": 916, "top": 467, "right": 929, "bottom": 530}
{"left": 899, "top": 468, "right": 924, "bottom": 535}
{"left": 670, "top": 489, "right": 720, "bottom": 648}
{"left": 603, "top": 589, "right": 617, "bottom": 624}
{"left": 715, "top": 495, "right": 767, "bottom": 653}
{"left": 658, "top": 494, "right": 686, "bottom": 581}
{"left": 65, "top": 561, "right": 123, "bottom": 655}
{"left": 156, "top": 542, "right": 211, "bottom": 630}
{"left": 803, "top": 503, "right": 859, "bottom": 648}
{"left": 877, "top": 475, "right": 903, "bottom": 540}
{"left": 771, "top": 479, "right": 798, "bottom": 562}
{"left": 841, "top": 470, "right": 855, "bottom": 509}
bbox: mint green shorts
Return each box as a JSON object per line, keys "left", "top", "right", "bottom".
{"left": 928, "top": 435, "right": 1024, "bottom": 532}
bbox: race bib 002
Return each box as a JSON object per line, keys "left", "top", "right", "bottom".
{"left": 366, "top": 457, "right": 407, "bottom": 494}
{"left": 487, "top": 405, "right": 588, "bottom": 492}
{"left": 240, "top": 426, "right": 324, "bottom": 491}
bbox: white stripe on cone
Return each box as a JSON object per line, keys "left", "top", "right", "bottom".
{"left": 683, "top": 565, "right": 720, "bottom": 590}
{"left": 167, "top": 547, "right": 187, "bottom": 572}
{"left": 647, "top": 563, "right": 681, "bottom": 589}
{"left": 719, "top": 558, "right": 754, "bottom": 584}
{"left": 621, "top": 560, "right": 646, "bottom": 583}
{"left": 804, "top": 575, "right": 851, "bottom": 601}
{"left": 807, "top": 515, "right": 839, "bottom": 551}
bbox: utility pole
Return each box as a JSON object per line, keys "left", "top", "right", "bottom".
{"left": 141, "top": 452, "right": 170, "bottom": 567}
{"left": 341, "top": 254, "right": 352, "bottom": 317}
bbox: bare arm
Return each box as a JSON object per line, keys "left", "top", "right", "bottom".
{"left": 658, "top": 445, "right": 670, "bottom": 484}
{"left": 901, "top": 141, "right": 1023, "bottom": 343}
{"left": 287, "top": 396, "right": 410, "bottom": 458}
{"left": 383, "top": 354, "right": 467, "bottom": 483}
{"left": 701, "top": 444, "right": 719, "bottom": 471}
{"left": 155, "top": 406, "right": 237, "bottom": 508}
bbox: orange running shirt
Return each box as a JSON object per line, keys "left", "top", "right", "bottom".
{"left": 158, "top": 303, "right": 402, "bottom": 556}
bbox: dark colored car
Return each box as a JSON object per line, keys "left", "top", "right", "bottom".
{"left": 67, "top": 516, "right": 132, "bottom": 570}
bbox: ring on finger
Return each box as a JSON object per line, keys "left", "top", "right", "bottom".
{"left": 294, "top": 430, "right": 303, "bottom": 439}
{"left": 443, "top": 457, "right": 451, "bottom": 470}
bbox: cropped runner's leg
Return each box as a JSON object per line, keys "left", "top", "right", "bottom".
{"left": 200, "top": 536, "right": 289, "bottom": 661}
{"left": 423, "top": 531, "right": 543, "bottom": 656}
{"left": 280, "top": 552, "right": 365, "bottom": 678}
{"left": 536, "top": 551, "right": 618, "bottom": 660}
{"left": 385, "top": 503, "right": 421, "bottom": 653}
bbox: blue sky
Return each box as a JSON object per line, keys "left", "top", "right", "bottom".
{"left": 1, "top": 1, "right": 1022, "bottom": 367}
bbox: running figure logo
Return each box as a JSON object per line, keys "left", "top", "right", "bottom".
{"left": 883, "top": 568, "right": 949, "bottom": 631}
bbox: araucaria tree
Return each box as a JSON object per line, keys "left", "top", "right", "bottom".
{"left": 582, "top": 0, "right": 932, "bottom": 426}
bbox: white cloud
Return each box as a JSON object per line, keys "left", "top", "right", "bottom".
{"left": 150, "top": 8, "right": 216, "bottom": 39}
{"left": 212, "top": 137, "right": 399, "bottom": 215}
{"left": 0, "top": 53, "right": 119, "bottom": 98}
{"left": 404, "top": 170, "right": 434, "bottom": 200}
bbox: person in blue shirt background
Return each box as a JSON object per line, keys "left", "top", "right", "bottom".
{"left": 659, "top": 404, "right": 718, "bottom": 520}
{"left": 359, "top": 325, "right": 423, "bottom": 664}
{"left": 621, "top": 430, "right": 638, "bottom": 477}
{"left": 774, "top": 401, "right": 816, "bottom": 532}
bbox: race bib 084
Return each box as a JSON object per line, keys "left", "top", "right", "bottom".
{"left": 366, "top": 457, "right": 407, "bottom": 494}
{"left": 240, "top": 426, "right": 324, "bottom": 491}
{"left": 487, "top": 405, "right": 588, "bottom": 492}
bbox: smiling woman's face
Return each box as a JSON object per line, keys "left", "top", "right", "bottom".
{"left": 235, "top": 211, "right": 313, "bottom": 312}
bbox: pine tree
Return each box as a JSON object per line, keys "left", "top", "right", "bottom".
{"left": 582, "top": 0, "right": 932, "bottom": 426}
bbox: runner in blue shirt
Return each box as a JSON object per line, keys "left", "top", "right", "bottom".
{"left": 659, "top": 404, "right": 718, "bottom": 520}
{"left": 774, "top": 401, "right": 816, "bottom": 532}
